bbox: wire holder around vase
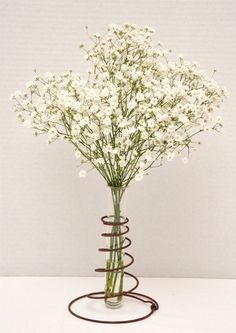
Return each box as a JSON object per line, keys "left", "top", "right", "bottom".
{"left": 68, "top": 215, "right": 159, "bottom": 324}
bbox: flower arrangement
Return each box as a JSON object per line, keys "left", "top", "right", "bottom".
{"left": 10, "top": 23, "right": 227, "bottom": 312}
{"left": 10, "top": 23, "right": 226, "bottom": 187}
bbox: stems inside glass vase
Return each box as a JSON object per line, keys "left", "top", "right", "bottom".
{"left": 105, "top": 186, "right": 126, "bottom": 308}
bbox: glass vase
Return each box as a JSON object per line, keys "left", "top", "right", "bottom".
{"left": 104, "top": 186, "right": 127, "bottom": 308}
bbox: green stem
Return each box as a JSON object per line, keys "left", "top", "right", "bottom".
{"left": 105, "top": 187, "right": 125, "bottom": 306}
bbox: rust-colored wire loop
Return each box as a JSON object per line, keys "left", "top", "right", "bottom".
{"left": 68, "top": 215, "right": 159, "bottom": 324}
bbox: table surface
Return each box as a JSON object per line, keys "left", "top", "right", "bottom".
{"left": 1, "top": 277, "right": 236, "bottom": 333}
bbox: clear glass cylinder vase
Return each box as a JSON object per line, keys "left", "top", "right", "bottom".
{"left": 104, "top": 186, "right": 127, "bottom": 308}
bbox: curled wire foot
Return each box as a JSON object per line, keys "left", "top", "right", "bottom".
{"left": 68, "top": 216, "right": 159, "bottom": 324}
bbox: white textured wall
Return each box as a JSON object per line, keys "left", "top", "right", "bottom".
{"left": 0, "top": 0, "right": 235, "bottom": 277}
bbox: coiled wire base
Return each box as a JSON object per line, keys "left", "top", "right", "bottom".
{"left": 68, "top": 216, "right": 159, "bottom": 324}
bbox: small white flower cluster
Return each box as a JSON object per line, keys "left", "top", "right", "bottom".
{"left": 10, "top": 23, "right": 227, "bottom": 186}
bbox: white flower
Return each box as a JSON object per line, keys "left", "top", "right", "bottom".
{"left": 44, "top": 72, "right": 54, "bottom": 80}
{"left": 50, "top": 113, "right": 61, "bottom": 122}
{"left": 73, "top": 101, "right": 81, "bottom": 109}
{"left": 182, "top": 157, "right": 189, "bottom": 164}
{"left": 131, "top": 71, "right": 139, "bottom": 80}
{"left": 141, "top": 131, "right": 148, "bottom": 139}
{"left": 90, "top": 144, "right": 96, "bottom": 151}
{"left": 166, "top": 152, "right": 175, "bottom": 161}
{"left": 121, "top": 64, "right": 128, "bottom": 72}
{"left": 205, "top": 126, "right": 212, "bottom": 132}
{"left": 150, "top": 98, "right": 158, "bottom": 105}
{"left": 119, "top": 159, "right": 126, "bottom": 167}
{"left": 90, "top": 122, "right": 98, "bottom": 131}
{"left": 118, "top": 119, "right": 128, "bottom": 128}
{"left": 96, "top": 158, "right": 105, "bottom": 165}
{"left": 103, "top": 117, "right": 111, "bottom": 126}
{"left": 216, "top": 116, "right": 222, "bottom": 123}
{"left": 127, "top": 100, "right": 137, "bottom": 110}
{"left": 128, "top": 126, "right": 136, "bottom": 134}
{"left": 147, "top": 119, "right": 154, "bottom": 128}
{"left": 74, "top": 113, "right": 82, "bottom": 121}
{"left": 136, "top": 92, "right": 145, "bottom": 102}
{"left": 30, "top": 111, "right": 37, "bottom": 118}
{"left": 75, "top": 150, "right": 81, "bottom": 159}
{"left": 93, "top": 33, "right": 101, "bottom": 38}
{"left": 178, "top": 54, "right": 184, "bottom": 60}
{"left": 22, "top": 99, "right": 30, "bottom": 107}
{"left": 139, "top": 161, "right": 146, "bottom": 168}
{"left": 154, "top": 132, "right": 163, "bottom": 140}
{"left": 174, "top": 134, "right": 183, "bottom": 142}
{"left": 115, "top": 71, "right": 124, "bottom": 81}
{"left": 178, "top": 114, "right": 189, "bottom": 124}
{"left": 100, "top": 88, "right": 110, "bottom": 98}
{"left": 79, "top": 170, "right": 87, "bottom": 178}
{"left": 23, "top": 119, "right": 32, "bottom": 128}
{"left": 90, "top": 104, "right": 99, "bottom": 113}
{"left": 125, "top": 139, "right": 132, "bottom": 146}
{"left": 145, "top": 154, "right": 153, "bottom": 162}
{"left": 10, "top": 23, "right": 226, "bottom": 186}
{"left": 48, "top": 127, "right": 58, "bottom": 140}
{"left": 135, "top": 173, "right": 144, "bottom": 182}
{"left": 72, "top": 124, "right": 81, "bottom": 135}
{"left": 79, "top": 119, "right": 88, "bottom": 127}
{"left": 103, "top": 128, "right": 111, "bottom": 135}
{"left": 87, "top": 88, "right": 99, "bottom": 100}
{"left": 13, "top": 90, "right": 22, "bottom": 97}
{"left": 108, "top": 24, "right": 118, "bottom": 30}
{"left": 25, "top": 81, "right": 34, "bottom": 89}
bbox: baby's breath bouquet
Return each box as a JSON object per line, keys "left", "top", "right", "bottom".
{"left": 10, "top": 24, "right": 226, "bottom": 308}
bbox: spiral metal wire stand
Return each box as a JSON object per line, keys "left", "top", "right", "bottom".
{"left": 68, "top": 216, "right": 159, "bottom": 324}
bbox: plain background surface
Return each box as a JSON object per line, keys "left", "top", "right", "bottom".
{"left": 2, "top": 277, "right": 236, "bottom": 332}
{"left": 0, "top": 0, "right": 235, "bottom": 277}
